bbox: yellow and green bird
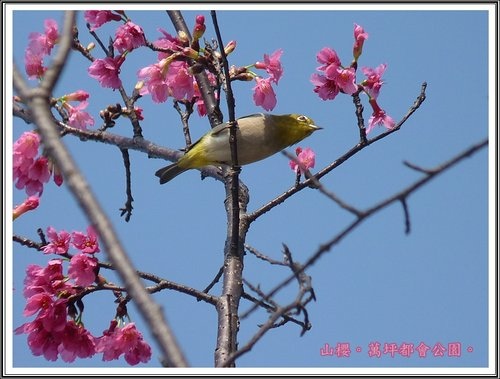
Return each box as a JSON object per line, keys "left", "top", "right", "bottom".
{"left": 155, "top": 113, "right": 321, "bottom": 184}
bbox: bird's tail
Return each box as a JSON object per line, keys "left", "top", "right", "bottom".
{"left": 155, "top": 163, "right": 188, "bottom": 184}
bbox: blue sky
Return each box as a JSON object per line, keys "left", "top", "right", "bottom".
{"left": 6, "top": 4, "right": 494, "bottom": 374}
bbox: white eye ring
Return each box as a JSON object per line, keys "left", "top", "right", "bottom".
{"left": 297, "top": 115, "right": 308, "bottom": 122}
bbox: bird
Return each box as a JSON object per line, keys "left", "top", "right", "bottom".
{"left": 155, "top": 113, "right": 321, "bottom": 184}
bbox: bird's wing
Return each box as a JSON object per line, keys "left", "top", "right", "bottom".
{"left": 237, "top": 113, "right": 265, "bottom": 121}
{"left": 210, "top": 121, "right": 231, "bottom": 137}
{"left": 188, "top": 114, "right": 267, "bottom": 149}
{"left": 210, "top": 113, "right": 266, "bottom": 137}
{"left": 182, "top": 121, "right": 229, "bottom": 153}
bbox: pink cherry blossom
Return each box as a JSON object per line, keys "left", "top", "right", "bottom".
{"left": 24, "top": 19, "right": 58, "bottom": 79}
{"left": 15, "top": 155, "right": 50, "bottom": 196}
{"left": 137, "top": 61, "right": 169, "bottom": 103}
{"left": 253, "top": 77, "right": 277, "bottom": 111}
{"left": 42, "top": 226, "right": 71, "bottom": 255}
{"left": 166, "top": 61, "right": 195, "bottom": 100}
{"left": 23, "top": 260, "right": 67, "bottom": 299}
{"left": 59, "top": 321, "right": 96, "bottom": 362}
{"left": 255, "top": 49, "right": 284, "bottom": 84}
{"left": 353, "top": 23, "right": 368, "bottom": 60}
{"left": 65, "top": 101, "right": 95, "bottom": 130}
{"left": 289, "top": 147, "right": 316, "bottom": 174}
{"left": 14, "top": 131, "right": 40, "bottom": 163}
{"left": 311, "top": 73, "right": 339, "bottom": 101}
{"left": 96, "top": 320, "right": 123, "bottom": 361}
{"left": 361, "top": 63, "right": 387, "bottom": 100}
{"left": 72, "top": 226, "right": 100, "bottom": 254}
{"left": 316, "top": 47, "right": 341, "bottom": 72}
{"left": 29, "top": 156, "right": 51, "bottom": 182}
{"left": 113, "top": 21, "right": 145, "bottom": 53}
{"left": 96, "top": 322, "right": 152, "bottom": 365}
{"left": 24, "top": 50, "right": 45, "bottom": 79}
{"left": 124, "top": 338, "right": 152, "bottom": 366}
{"left": 23, "top": 292, "right": 52, "bottom": 317}
{"left": 22, "top": 319, "right": 62, "bottom": 361}
{"left": 27, "top": 19, "right": 58, "bottom": 56}
{"left": 154, "top": 28, "right": 184, "bottom": 60}
{"left": 84, "top": 11, "right": 122, "bottom": 31}
{"left": 88, "top": 56, "right": 124, "bottom": 89}
{"left": 44, "top": 19, "right": 58, "bottom": 50}
{"left": 38, "top": 298, "right": 68, "bottom": 332}
{"left": 366, "top": 98, "right": 395, "bottom": 134}
{"left": 68, "top": 253, "right": 98, "bottom": 287}
{"left": 327, "top": 66, "right": 358, "bottom": 95}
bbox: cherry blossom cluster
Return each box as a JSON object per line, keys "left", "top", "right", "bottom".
{"left": 311, "top": 24, "right": 395, "bottom": 134}
{"left": 24, "top": 19, "right": 58, "bottom": 79}
{"left": 12, "top": 91, "right": 95, "bottom": 218}
{"left": 250, "top": 49, "right": 284, "bottom": 111}
{"left": 13, "top": 131, "right": 62, "bottom": 197}
{"left": 83, "top": 11, "right": 285, "bottom": 114}
{"left": 22, "top": 18, "right": 97, "bottom": 130}
{"left": 57, "top": 90, "right": 96, "bottom": 130}
{"left": 15, "top": 225, "right": 152, "bottom": 365}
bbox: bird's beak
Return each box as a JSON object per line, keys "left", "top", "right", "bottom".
{"left": 311, "top": 124, "right": 323, "bottom": 130}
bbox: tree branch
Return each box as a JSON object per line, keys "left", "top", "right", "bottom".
{"left": 211, "top": 9, "right": 247, "bottom": 368}
{"left": 242, "top": 137, "right": 488, "bottom": 320}
{"left": 246, "top": 82, "right": 428, "bottom": 223}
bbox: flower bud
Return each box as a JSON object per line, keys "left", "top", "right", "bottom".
{"left": 224, "top": 40, "right": 237, "bottom": 55}
{"left": 195, "top": 15, "right": 205, "bottom": 25}
{"left": 135, "top": 80, "right": 144, "bottom": 91}
{"left": 86, "top": 42, "right": 95, "bottom": 51}
{"left": 193, "top": 23, "right": 206, "bottom": 41}
{"left": 64, "top": 90, "right": 90, "bottom": 102}
{"left": 234, "top": 72, "right": 255, "bottom": 82}
{"left": 13, "top": 196, "right": 40, "bottom": 220}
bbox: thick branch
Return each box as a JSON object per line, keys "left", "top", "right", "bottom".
{"left": 211, "top": 10, "right": 248, "bottom": 368}
{"left": 13, "top": 11, "right": 187, "bottom": 368}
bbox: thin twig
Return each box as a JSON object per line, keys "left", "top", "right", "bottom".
{"left": 352, "top": 91, "right": 368, "bottom": 145}
{"left": 245, "top": 244, "right": 287, "bottom": 266}
{"left": 282, "top": 150, "right": 364, "bottom": 217}
{"left": 400, "top": 198, "right": 411, "bottom": 234}
{"left": 202, "top": 265, "right": 224, "bottom": 294}
{"left": 119, "top": 148, "right": 134, "bottom": 222}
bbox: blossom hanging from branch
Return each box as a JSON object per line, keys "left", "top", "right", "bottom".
{"left": 311, "top": 23, "right": 395, "bottom": 135}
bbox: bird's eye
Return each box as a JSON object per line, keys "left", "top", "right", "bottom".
{"left": 297, "top": 115, "right": 308, "bottom": 122}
